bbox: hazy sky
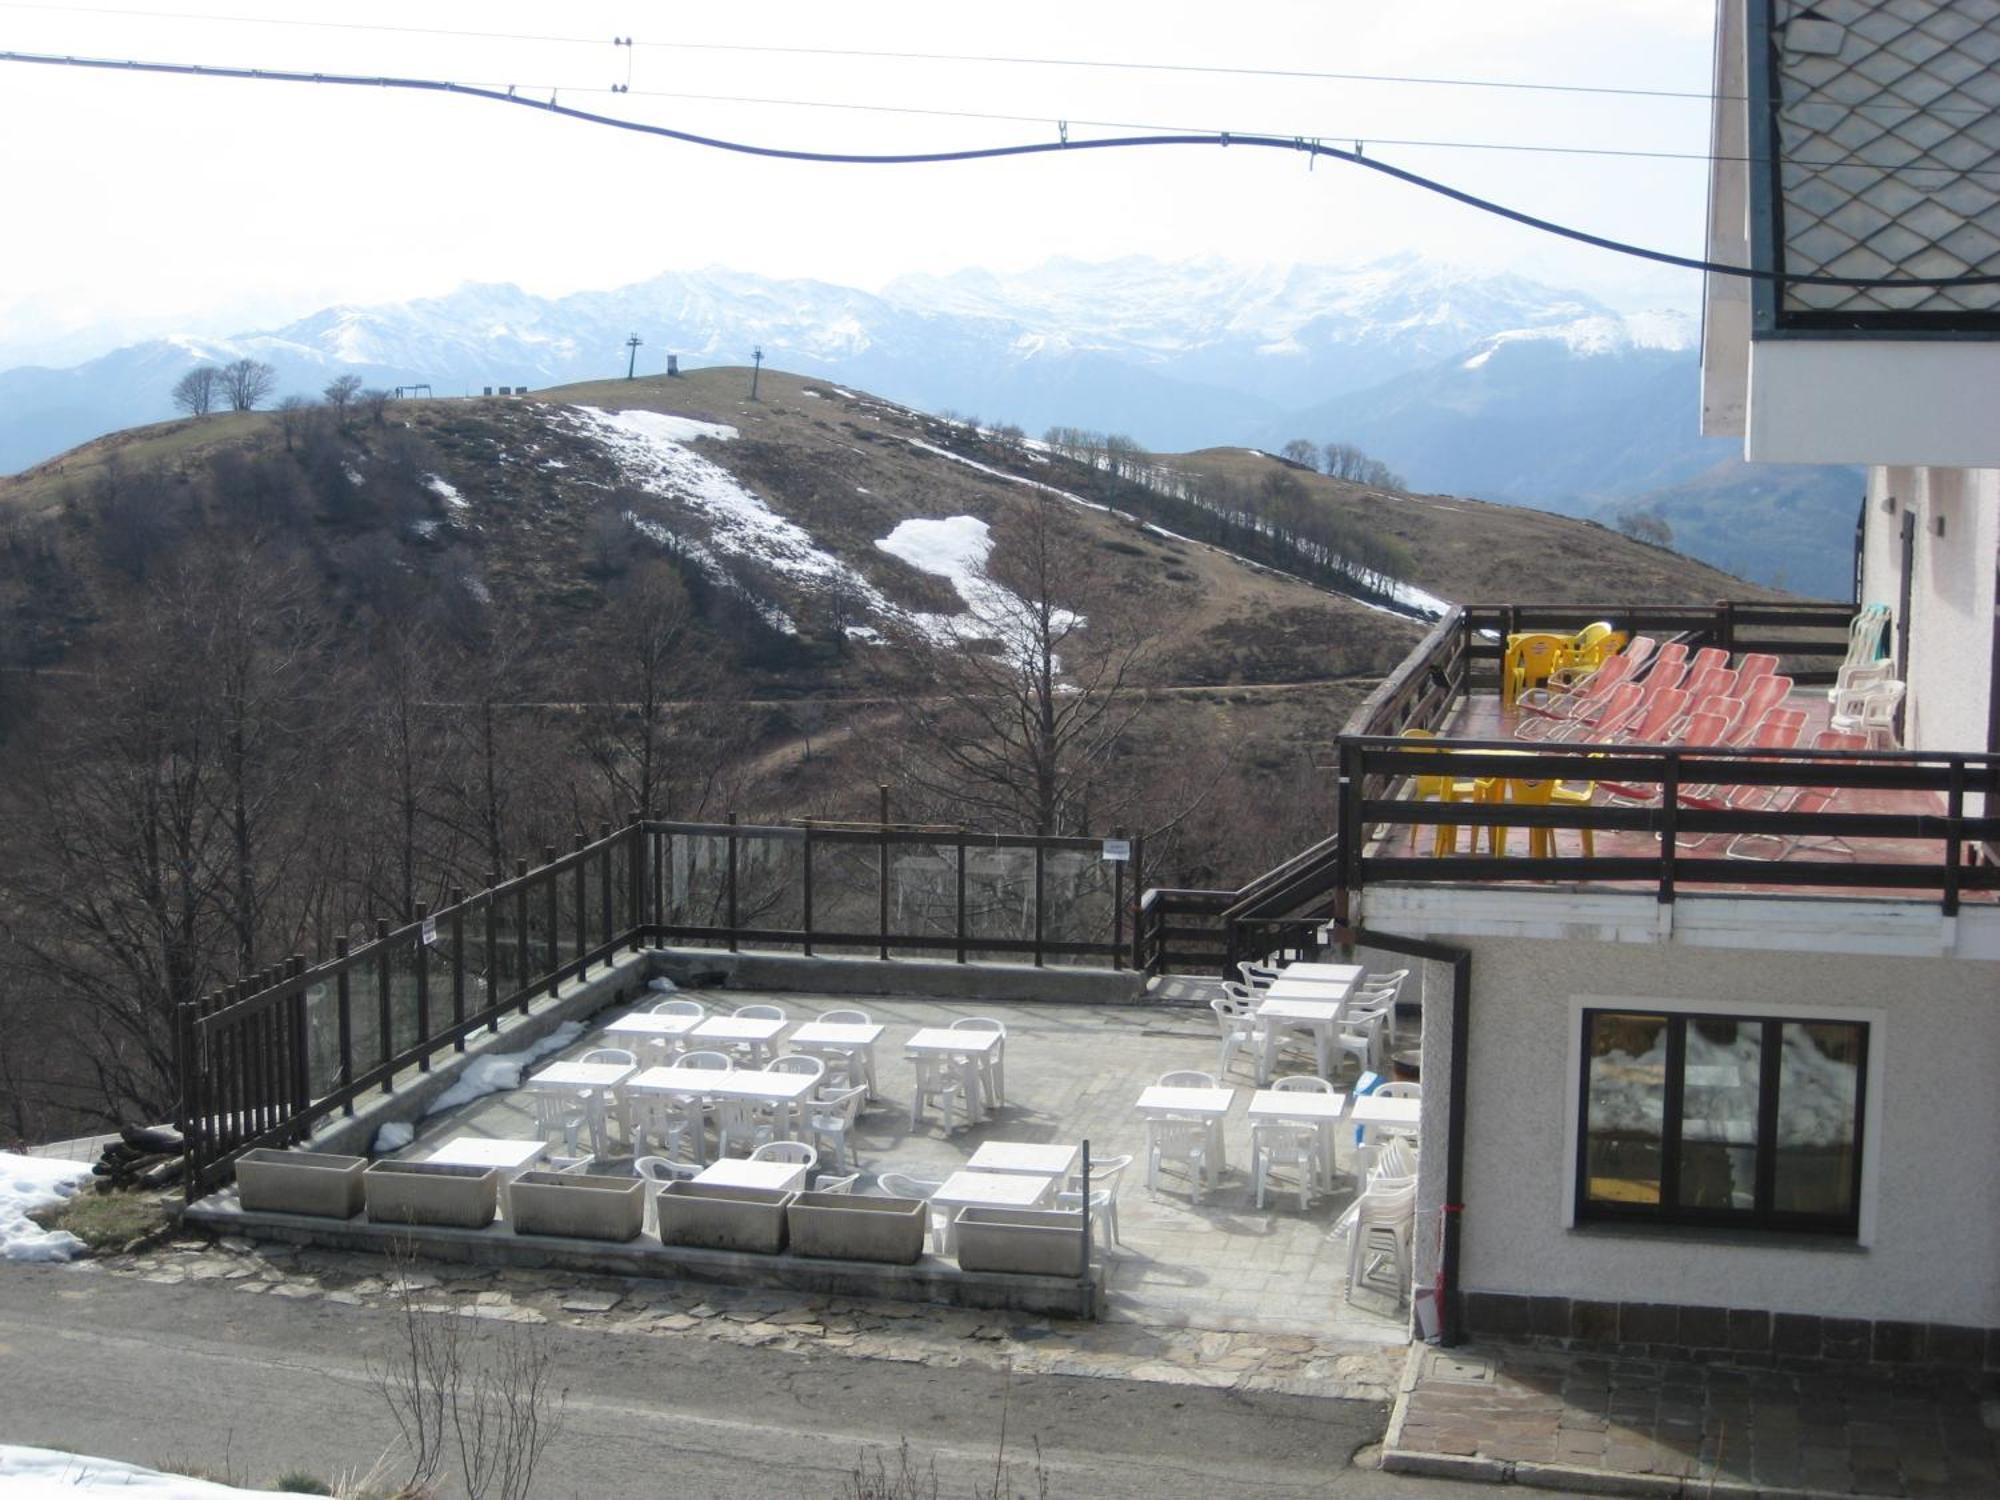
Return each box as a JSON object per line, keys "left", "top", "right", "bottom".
{"left": 0, "top": 0, "right": 1719, "bottom": 363}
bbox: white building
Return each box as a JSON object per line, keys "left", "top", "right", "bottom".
{"left": 1326, "top": 0, "right": 1999, "bottom": 1365}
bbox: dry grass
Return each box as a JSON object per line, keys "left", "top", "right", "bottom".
{"left": 0, "top": 410, "right": 274, "bottom": 514}
{"left": 28, "top": 1187, "right": 175, "bottom": 1252}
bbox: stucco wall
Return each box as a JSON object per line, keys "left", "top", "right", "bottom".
{"left": 1442, "top": 936, "right": 2000, "bottom": 1328}
{"left": 1862, "top": 465, "right": 1997, "bottom": 761}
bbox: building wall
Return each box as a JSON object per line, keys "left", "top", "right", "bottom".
{"left": 1436, "top": 935, "right": 2000, "bottom": 1329}
{"left": 1862, "top": 465, "right": 1998, "bottom": 758}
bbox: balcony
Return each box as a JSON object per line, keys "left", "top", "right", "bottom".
{"left": 1331, "top": 602, "right": 1999, "bottom": 933}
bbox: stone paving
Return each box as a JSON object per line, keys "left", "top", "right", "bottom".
{"left": 1383, "top": 1341, "right": 2000, "bottom": 1498}
{"left": 416, "top": 989, "right": 1410, "bottom": 1342}
{"left": 68, "top": 1235, "right": 1405, "bottom": 1403}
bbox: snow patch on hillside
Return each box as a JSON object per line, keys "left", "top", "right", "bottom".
{"left": 572, "top": 404, "right": 893, "bottom": 633}
{"left": 1, "top": 1152, "right": 92, "bottom": 1263}
{"left": 1, "top": 1445, "right": 303, "bottom": 1497}
{"left": 1461, "top": 310, "right": 1694, "bottom": 370}
{"left": 426, "top": 473, "right": 469, "bottom": 509}
{"left": 876, "top": 516, "right": 1080, "bottom": 661}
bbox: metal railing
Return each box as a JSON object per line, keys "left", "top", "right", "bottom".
{"left": 179, "top": 816, "right": 1141, "bottom": 1199}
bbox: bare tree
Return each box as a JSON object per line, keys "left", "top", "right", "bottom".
{"left": 171, "top": 365, "right": 221, "bottom": 417}
{"left": 361, "top": 387, "right": 394, "bottom": 427}
{"left": 274, "top": 394, "right": 316, "bottom": 452}
{"left": 886, "top": 493, "right": 1150, "bottom": 836}
{"left": 1280, "top": 438, "right": 1320, "bottom": 470}
{"left": 1321, "top": 441, "right": 1405, "bottom": 489}
{"left": 323, "top": 373, "right": 363, "bottom": 427}
{"left": 218, "top": 358, "right": 276, "bottom": 412}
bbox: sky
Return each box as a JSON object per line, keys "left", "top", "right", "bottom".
{"left": 0, "top": 0, "right": 1721, "bottom": 366}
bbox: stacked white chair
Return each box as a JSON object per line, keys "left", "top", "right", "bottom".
{"left": 950, "top": 1017, "right": 1007, "bottom": 1109}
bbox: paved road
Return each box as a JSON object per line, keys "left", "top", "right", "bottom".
{"left": 0, "top": 1264, "right": 1493, "bottom": 1499}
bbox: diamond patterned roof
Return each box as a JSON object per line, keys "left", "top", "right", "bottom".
{"left": 1770, "top": 0, "right": 2000, "bottom": 317}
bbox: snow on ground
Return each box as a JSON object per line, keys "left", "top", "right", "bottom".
{"left": 875, "top": 516, "right": 1080, "bottom": 661}
{"left": 0, "top": 1446, "right": 302, "bottom": 1498}
{"left": 425, "top": 473, "right": 469, "bottom": 510}
{"left": 342, "top": 464, "right": 365, "bottom": 487}
{"left": 410, "top": 518, "right": 441, "bottom": 539}
{"left": 800, "top": 388, "right": 823, "bottom": 399}
{"left": 570, "top": 405, "right": 894, "bottom": 634}
{"left": 0, "top": 1153, "right": 92, "bottom": 1263}
{"left": 1381, "top": 578, "right": 1452, "bottom": 618}
{"left": 420, "top": 1020, "right": 585, "bottom": 1118}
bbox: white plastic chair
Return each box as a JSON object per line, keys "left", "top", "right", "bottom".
{"left": 950, "top": 1017, "right": 1007, "bottom": 1108}
{"left": 750, "top": 1140, "right": 817, "bottom": 1170}
{"left": 1345, "top": 1180, "right": 1417, "bottom": 1306}
{"left": 713, "top": 1097, "right": 774, "bottom": 1159}
{"left": 531, "top": 1090, "right": 588, "bottom": 1154}
{"left": 1271, "top": 1074, "right": 1335, "bottom": 1094}
{"left": 1236, "top": 960, "right": 1280, "bottom": 994}
{"left": 1830, "top": 678, "right": 1904, "bottom": 749}
{"left": 767, "top": 1053, "right": 826, "bottom": 1084}
{"left": 1212, "top": 987, "right": 1263, "bottom": 1080}
{"left": 812, "top": 1172, "right": 859, "bottom": 1194}
{"left": 650, "top": 998, "right": 705, "bottom": 1017}
{"left": 1157, "top": 1069, "right": 1217, "bottom": 1089}
{"left": 818, "top": 1008, "right": 872, "bottom": 1025}
{"left": 1056, "top": 1152, "right": 1132, "bottom": 1248}
{"left": 675, "top": 1050, "right": 734, "bottom": 1071}
{"left": 1332, "top": 1007, "right": 1388, "bottom": 1080}
{"left": 803, "top": 1010, "right": 877, "bottom": 1096}
{"left": 911, "top": 1052, "right": 971, "bottom": 1131}
{"left": 633, "top": 1155, "right": 701, "bottom": 1234}
{"left": 1251, "top": 1122, "right": 1321, "bottom": 1211}
{"left": 1144, "top": 1118, "right": 1213, "bottom": 1203}
{"left": 804, "top": 1085, "right": 867, "bottom": 1172}
{"left": 629, "top": 1089, "right": 701, "bottom": 1162}
{"left": 878, "top": 1172, "right": 949, "bottom": 1254}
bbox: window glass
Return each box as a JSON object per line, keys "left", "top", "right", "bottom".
{"left": 1772, "top": 1022, "right": 1864, "bottom": 1217}
{"left": 1676, "top": 1017, "right": 1760, "bottom": 1210}
{"left": 1583, "top": 1012, "right": 1667, "bottom": 1207}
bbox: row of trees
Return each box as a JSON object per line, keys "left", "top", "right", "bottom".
{"left": 171, "top": 363, "right": 375, "bottom": 424}
{"left": 1279, "top": 438, "right": 1406, "bottom": 490}
{"left": 1038, "top": 426, "right": 1415, "bottom": 605}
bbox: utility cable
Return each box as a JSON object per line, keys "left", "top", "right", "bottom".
{"left": 4, "top": 47, "right": 1998, "bottom": 290}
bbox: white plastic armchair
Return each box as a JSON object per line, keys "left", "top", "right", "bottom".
{"left": 650, "top": 998, "right": 705, "bottom": 1017}
{"left": 1830, "top": 678, "right": 1904, "bottom": 749}
{"left": 949, "top": 1017, "right": 1007, "bottom": 1107}
{"left": 1144, "top": 1118, "right": 1213, "bottom": 1202}
{"left": 878, "top": 1172, "right": 949, "bottom": 1254}
{"left": 805, "top": 1085, "right": 867, "bottom": 1172}
{"left": 750, "top": 1140, "right": 817, "bottom": 1169}
{"left": 1251, "top": 1122, "right": 1321, "bottom": 1211}
{"left": 1056, "top": 1152, "right": 1131, "bottom": 1247}
{"left": 1211, "top": 991, "right": 1262, "bottom": 1079}
{"left": 1157, "top": 1069, "right": 1217, "bottom": 1089}
{"left": 733, "top": 1003, "right": 787, "bottom": 1022}
{"left": 812, "top": 1172, "right": 860, "bottom": 1194}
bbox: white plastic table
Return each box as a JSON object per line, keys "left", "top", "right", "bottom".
{"left": 1265, "top": 975, "right": 1356, "bottom": 1002}
{"left": 1350, "top": 1094, "right": 1421, "bottom": 1129}
{"left": 426, "top": 1136, "right": 547, "bottom": 1171}
{"left": 693, "top": 1158, "right": 808, "bottom": 1192}
{"left": 967, "top": 1141, "right": 1078, "bottom": 1180}
{"left": 689, "top": 1016, "right": 788, "bottom": 1067}
{"left": 523, "top": 1061, "right": 635, "bottom": 1091}
{"left": 624, "top": 1066, "right": 820, "bottom": 1145}
{"left": 1254, "top": 997, "right": 1344, "bottom": 1082}
{"left": 600, "top": 1011, "right": 701, "bottom": 1043}
{"left": 1247, "top": 1089, "right": 1348, "bottom": 1187}
{"left": 906, "top": 1028, "right": 1002, "bottom": 1125}
{"left": 930, "top": 1168, "right": 1058, "bottom": 1254}
{"left": 1278, "top": 962, "right": 1365, "bottom": 986}
{"left": 789, "top": 1020, "right": 885, "bottom": 1097}
{"left": 1133, "top": 1085, "right": 1234, "bottom": 1179}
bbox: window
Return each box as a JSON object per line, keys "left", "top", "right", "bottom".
{"left": 1576, "top": 1009, "right": 1866, "bottom": 1235}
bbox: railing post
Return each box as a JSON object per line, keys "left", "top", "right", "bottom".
{"left": 955, "top": 828, "right": 968, "bottom": 964}
{"left": 1033, "top": 842, "right": 1046, "bottom": 968}
{"left": 726, "top": 812, "right": 740, "bottom": 953}
{"left": 1129, "top": 834, "right": 1146, "bottom": 972}
{"left": 627, "top": 813, "right": 645, "bottom": 949}
{"left": 1077, "top": 1139, "right": 1093, "bottom": 1288}
{"left": 802, "top": 820, "right": 816, "bottom": 957}
{"left": 177, "top": 1001, "right": 199, "bottom": 1201}
{"left": 1660, "top": 754, "right": 1680, "bottom": 906}
{"left": 485, "top": 872, "right": 501, "bottom": 1031}
{"left": 375, "top": 916, "right": 393, "bottom": 1093}
{"left": 600, "top": 821, "right": 615, "bottom": 964}
{"left": 574, "top": 831, "right": 589, "bottom": 978}
{"left": 450, "top": 886, "right": 467, "bottom": 1051}
{"left": 335, "top": 935, "right": 353, "bottom": 1113}
{"left": 1944, "top": 757, "right": 1965, "bottom": 917}
{"left": 413, "top": 901, "right": 431, "bottom": 1071}
{"left": 1111, "top": 826, "right": 1125, "bottom": 972}
{"left": 515, "top": 857, "right": 531, "bottom": 1014}
{"left": 289, "top": 954, "right": 310, "bottom": 1135}
{"left": 544, "top": 844, "right": 559, "bottom": 997}
{"left": 878, "top": 784, "right": 890, "bottom": 961}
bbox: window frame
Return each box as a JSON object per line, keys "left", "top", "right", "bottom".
{"left": 1572, "top": 1006, "right": 1869, "bottom": 1237}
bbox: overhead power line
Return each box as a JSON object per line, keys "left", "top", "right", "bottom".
{"left": 0, "top": 0, "right": 1731, "bottom": 102}
{"left": 4, "top": 47, "right": 1998, "bottom": 291}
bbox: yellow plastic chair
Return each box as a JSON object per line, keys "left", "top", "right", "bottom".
{"left": 1400, "top": 729, "right": 1480, "bottom": 856}
{"left": 1503, "top": 633, "right": 1571, "bottom": 708}
{"left": 1488, "top": 776, "right": 1596, "bottom": 859}
{"left": 1567, "top": 622, "right": 1625, "bottom": 671}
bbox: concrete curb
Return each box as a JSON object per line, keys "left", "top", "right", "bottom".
{"left": 649, "top": 947, "right": 1145, "bottom": 1005}
{"left": 1377, "top": 1447, "right": 1875, "bottom": 1498}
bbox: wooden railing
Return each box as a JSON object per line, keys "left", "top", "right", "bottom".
{"left": 180, "top": 817, "right": 1141, "bottom": 1199}
{"left": 1137, "top": 598, "right": 1975, "bottom": 976}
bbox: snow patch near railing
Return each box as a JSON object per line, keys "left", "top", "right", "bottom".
{"left": 0, "top": 1152, "right": 92, "bottom": 1263}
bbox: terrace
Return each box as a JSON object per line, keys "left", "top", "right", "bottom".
{"left": 1140, "top": 601, "right": 2000, "bottom": 976}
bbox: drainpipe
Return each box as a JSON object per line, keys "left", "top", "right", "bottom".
{"left": 1328, "top": 922, "right": 1472, "bottom": 1346}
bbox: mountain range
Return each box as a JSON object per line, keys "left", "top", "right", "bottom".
{"left": 0, "top": 255, "right": 1860, "bottom": 594}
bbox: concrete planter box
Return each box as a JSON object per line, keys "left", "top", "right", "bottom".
{"left": 787, "top": 1192, "right": 927, "bottom": 1265}
{"left": 509, "top": 1171, "right": 645, "bottom": 1242}
{"left": 655, "top": 1181, "right": 794, "bottom": 1254}
{"left": 235, "top": 1148, "right": 367, "bottom": 1219}
{"left": 954, "top": 1206, "right": 1087, "bottom": 1277}
{"left": 362, "top": 1159, "right": 499, "bottom": 1230}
